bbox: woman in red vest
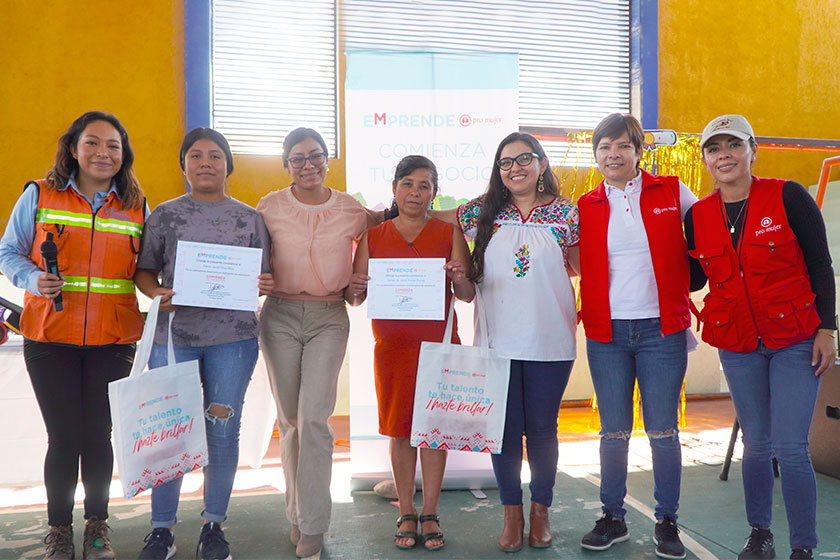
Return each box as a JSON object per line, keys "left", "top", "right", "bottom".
{"left": 577, "top": 113, "right": 696, "bottom": 560}
{"left": 0, "top": 111, "right": 146, "bottom": 560}
{"left": 686, "top": 114, "right": 836, "bottom": 560}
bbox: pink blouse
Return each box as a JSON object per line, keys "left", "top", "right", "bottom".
{"left": 257, "top": 187, "right": 367, "bottom": 301}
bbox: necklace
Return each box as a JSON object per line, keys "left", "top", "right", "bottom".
{"left": 725, "top": 199, "right": 747, "bottom": 234}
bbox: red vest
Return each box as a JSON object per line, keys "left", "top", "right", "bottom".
{"left": 20, "top": 180, "right": 144, "bottom": 346}
{"left": 689, "top": 177, "right": 819, "bottom": 352}
{"left": 578, "top": 170, "right": 691, "bottom": 342}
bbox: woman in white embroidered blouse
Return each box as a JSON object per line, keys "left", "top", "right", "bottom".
{"left": 439, "top": 132, "right": 579, "bottom": 552}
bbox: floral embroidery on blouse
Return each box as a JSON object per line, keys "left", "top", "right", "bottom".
{"left": 457, "top": 195, "right": 580, "bottom": 254}
{"left": 513, "top": 245, "right": 531, "bottom": 277}
{"left": 456, "top": 195, "right": 484, "bottom": 233}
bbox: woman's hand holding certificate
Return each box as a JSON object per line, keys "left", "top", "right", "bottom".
{"left": 366, "top": 257, "right": 446, "bottom": 320}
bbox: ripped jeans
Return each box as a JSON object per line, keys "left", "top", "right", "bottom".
{"left": 586, "top": 319, "right": 687, "bottom": 521}
{"left": 147, "top": 337, "right": 259, "bottom": 527}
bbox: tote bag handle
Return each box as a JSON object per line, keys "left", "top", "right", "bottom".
{"left": 440, "top": 284, "right": 489, "bottom": 348}
{"left": 129, "top": 295, "right": 177, "bottom": 378}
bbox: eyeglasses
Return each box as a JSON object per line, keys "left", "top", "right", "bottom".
{"left": 287, "top": 152, "right": 327, "bottom": 169}
{"left": 497, "top": 152, "right": 540, "bottom": 170}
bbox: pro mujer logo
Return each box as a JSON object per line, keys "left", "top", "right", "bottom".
{"left": 755, "top": 216, "right": 781, "bottom": 237}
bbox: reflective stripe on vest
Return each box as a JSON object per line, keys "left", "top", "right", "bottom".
{"left": 36, "top": 208, "right": 93, "bottom": 228}
{"left": 61, "top": 276, "right": 136, "bottom": 294}
{"left": 89, "top": 277, "right": 136, "bottom": 294}
{"left": 37, "top": 208, "right": 142, "bottom": 237}
{"left": 61, "top": 276, "right": 90, "bottom": 292}
{"left": 95, "top": 217, "right": 143, "bottom": 237}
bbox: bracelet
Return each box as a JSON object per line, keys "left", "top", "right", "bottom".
{"left": 818, "top": 329, "right": 836, "bottom": 338}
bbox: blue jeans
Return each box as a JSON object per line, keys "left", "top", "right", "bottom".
{"left": 491, "top": 359, "right": 573, "bottom": 506}
{"left": 586, "top": 319, "right": 687, "bottom": 521}
{"left": 719, "top": 337, "right": 821, "bottom": 549}
{"left": 148, "top": 338, "right": 259, "bottom": 527}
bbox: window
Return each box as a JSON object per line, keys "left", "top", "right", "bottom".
{"left": 342, "top": 0, "right": 630, "bottom": 164}
{"left": 212, "top": 0, "right": 338, "bottom": 155}
{"left": 211, "top": 0, "right": 631, "bottom": 163}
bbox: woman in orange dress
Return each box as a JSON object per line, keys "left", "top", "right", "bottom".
{"left": 346, "top": 155, "right": 474, "bottom": 551}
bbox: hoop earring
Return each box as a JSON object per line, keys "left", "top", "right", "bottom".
{"left": 537, "top": 174, "right": 545, "bottom": 193}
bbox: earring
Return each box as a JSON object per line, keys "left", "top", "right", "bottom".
{"left": 537, "top": 174, "right": 545, "bottom": 193}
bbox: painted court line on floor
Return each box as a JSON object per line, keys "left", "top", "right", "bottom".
{"left": 561, "top": 468, "right": 718, "bottom": 560}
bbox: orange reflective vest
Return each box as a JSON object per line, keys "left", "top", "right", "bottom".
{"left": 20, "top": 180, "right": 144, "bottom": 346}
{"left": 689, "top": 177, "right": 820, "bottom": 352}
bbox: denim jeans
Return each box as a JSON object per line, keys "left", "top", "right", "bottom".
{"left": 491, "top": 359, "right": 573, "bottom": 506}
{"left": 718, "top": 336, "right": 821, "bottom": 549}
{"left": 586, "top": 319, "right": 687, "bottom": 521}
{"left": 148, "top": 337, "right": 259, "bottom": 527}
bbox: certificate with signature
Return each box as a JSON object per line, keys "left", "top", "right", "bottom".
{"left": 172, "top": 240, "right": 262, "bottom": 312}
{"left": 367, "top": 258, "right": 445, "bottom": 320}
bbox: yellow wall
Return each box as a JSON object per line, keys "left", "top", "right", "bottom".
{"left": 659, "top": 0, "right": 840, "bottom": 194}
{"left": 0, "top": 1, "right": 185, "bottom": 221}
{"left": 2, "top": 1, "right": 839, "bottom": 231}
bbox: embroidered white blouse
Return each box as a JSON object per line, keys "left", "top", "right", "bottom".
{"left": 457, "top": 196, "right": 579, "bottom": 361}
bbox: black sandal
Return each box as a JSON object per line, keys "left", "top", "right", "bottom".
{"left": 394, "top": 512, "right": 419, "bottom": 549}
{"left": 419, "top": 513, "right": 445, "bottom": 551}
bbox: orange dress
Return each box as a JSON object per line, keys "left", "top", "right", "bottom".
{"left": 369, "top": 218, "right": 460, "bottom": 437}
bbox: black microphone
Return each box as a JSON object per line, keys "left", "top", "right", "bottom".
{"left": 40, "top": 232, "right": 63, "bottom": 312}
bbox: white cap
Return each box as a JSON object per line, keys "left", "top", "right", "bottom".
{"left": 701, "top": 114, "right": 755, "bottom": 148}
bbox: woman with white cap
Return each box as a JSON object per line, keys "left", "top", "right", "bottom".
{"left": 685, "top": 114, "right": 837, "bottom": 560}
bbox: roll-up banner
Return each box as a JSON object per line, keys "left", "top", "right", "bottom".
{"left": 345, "top": 51, "right": 518, "bottom": 490}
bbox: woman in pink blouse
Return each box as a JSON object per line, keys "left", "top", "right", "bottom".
{"left": 256, "top": 128, "right": 382, "bottom": 558}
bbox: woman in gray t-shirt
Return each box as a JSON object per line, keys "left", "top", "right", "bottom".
{"left": 134, "top": 128, "right": 273, "bottom": 560}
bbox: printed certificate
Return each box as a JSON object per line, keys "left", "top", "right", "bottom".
{"left": 172, "top": 240, "right": 262, "bottom": 312}
{"left": 367, "top": 258, "right": 445, "bottom": 320}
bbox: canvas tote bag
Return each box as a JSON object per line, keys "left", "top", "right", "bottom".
{"left": 410, "top": 286, "right": 511, "bottom": 453}
{"left": 109, "top": 295, "right": 208, "bottom": 498}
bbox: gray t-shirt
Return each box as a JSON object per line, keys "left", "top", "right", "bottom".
{"left": 137, "top": 194, "right": 271, "bottom": 346}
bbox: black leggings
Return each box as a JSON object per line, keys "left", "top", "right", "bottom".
{"left": 24, "top": 339, "right": 135, "bottom": 526}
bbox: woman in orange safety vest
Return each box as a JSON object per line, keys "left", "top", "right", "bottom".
{"left": 0, "top": 111, "right": 146, "bottom": 560}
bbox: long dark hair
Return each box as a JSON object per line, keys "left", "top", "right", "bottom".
{"left": 472, "top": 132, "right": 560, "bottom": 282}
{"left": 386, "top": 155, "right": 439, "bottom": 216}
{"left": 45, "top": 111, "right": 144, "bottom": 209}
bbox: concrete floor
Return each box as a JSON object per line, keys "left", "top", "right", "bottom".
{"left": 2, "top": 399, "right": 840, "bottom": 559}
